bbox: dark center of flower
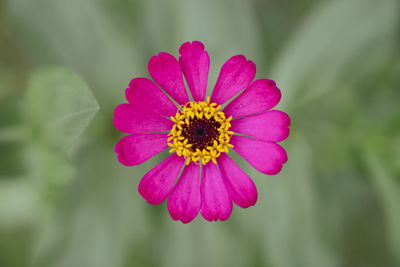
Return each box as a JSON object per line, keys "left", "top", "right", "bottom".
{"left": 196, "top": 127, "right": 206, "bottom": 137}
{"left": 181, "top": 117, "right": 221, "bottom": 152}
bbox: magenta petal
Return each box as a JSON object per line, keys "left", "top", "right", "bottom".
{"left": 217, "top": 153, "right": 258, "bottom": 208}
{"left": 230, "top": 110, "right": 290, "bottom": 142}
{"left": 148, "top": 52, "right": 189, "bottom": 105}
{"left": 167, "top": 163, "right": 201, "bottom": 224}
{"left": 115, "top": 133, "right": 168, "bottom": 166}
{"left": 113, "top": 104, "right": 173, "bottom": 134}
{"left": 231, "top": 135, "right": 288, "bottom": 175}
{"left": 179, "top": 41, "right": 210, "bottom": 102}
{"left": 210, "top": 55, "right": 256, "bottom": 105}
{"left": 223, "top": 79, "right": 281, "bottom": 118}
{"left": 200, "top": 163, "right": 232, "bottom": 221}
{"left": 139, "top": 154, "right": 185, "bottom": 205}
{"left": 125, "top": 78, "right": 177, "bottom": 117}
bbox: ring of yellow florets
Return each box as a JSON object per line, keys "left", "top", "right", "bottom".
{"left": 168, "top": 97, "right": 234, "bottom": 165}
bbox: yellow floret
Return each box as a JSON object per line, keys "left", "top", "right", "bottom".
{"left": 167, "top": 97, "right": 234, "bottom": 165}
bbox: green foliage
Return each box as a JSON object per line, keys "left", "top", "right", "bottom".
{"left": 0, "top": 66, "right": 98, "bottom": 267}
{"left": 365, "top": 144, "right": 400, "bottom": 264}
{"left": 26, "top": 67, "right": 99, "bottom": 154}
{"left": 272, "top": 0, "right": 398, "bottom": 109}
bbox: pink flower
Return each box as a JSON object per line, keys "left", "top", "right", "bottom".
{"left": 114, "top": 41, "right": 290, "bottom": 223}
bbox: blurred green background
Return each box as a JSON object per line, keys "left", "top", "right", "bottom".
{"left": 1, "top": 0, "right": 400, "bottom": 266}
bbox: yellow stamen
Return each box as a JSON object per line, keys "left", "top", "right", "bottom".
{"left": 167, "top": 99, "right": 234, "bottom": 165}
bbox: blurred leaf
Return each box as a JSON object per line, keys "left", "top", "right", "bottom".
{"left": 159, "top": 220, "right": 249, "bottom": 267}
{"left": 31, "top": 143, "right": 150, "bottom": 267}
{"left": 0, "top": 226, "right": 32, "bottom": 267}
{"left": 364, "top": 144, "right": 400, "bottom": 265}
{"left": 0, "top": 95, "right": 28, "bottom": 178}
{"left": 7, "top": 0, "right": 139, "bottom": 107}
{"left": 260, "top": 134, "right": 338, "bottom": 267}
{"left": 26, "top": 67, "right": 99, "bottom": 154}
{"left": 0, "top": 95, "right": 24, "bottom": 127}
{"left": 0, "top": 178, "right": 38, "bottom": 227}
{"left": 0, "top": 141, "right": 27, "bottom": 177}
{"left": 0, "top": 144, "right": 76, "bottom": 227}
{"left": 271, "top": 0, "right": 398, "bottom": 109}
{"left": 28, "top": 145, "right": 76, "bottom": 203}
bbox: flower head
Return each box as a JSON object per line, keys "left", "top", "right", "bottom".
{"left": 168, "top": 97, "right": 234, "bottom": 165}
{"left": 114, "top": 41, "right": 290, "bottom": 223}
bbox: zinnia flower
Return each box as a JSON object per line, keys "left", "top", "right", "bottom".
{"left": 114, "top": 41, "right": 290, "bottom": 223}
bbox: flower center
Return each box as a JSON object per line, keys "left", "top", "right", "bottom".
{"left": 195, "top": 127, "right": 206, "bottom": 137}
{"left": 168, "top": 97, "right": 234, "bottom": 165}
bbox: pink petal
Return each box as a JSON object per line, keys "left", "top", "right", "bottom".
{"left": 231, "top": 135, "right": 288, "bottom": 175}
{"left": 179, "top": 41, "right": 210, "bottom": 102}
{"left": 223, "top": 79, "right": 281, "bottom": 118}
{"left": 200, "top": 163, "right": 232, "bottom": 221}
{"left": 210, "top": 55, "right": 256, "bottom": 105}
{"left": 115, "top": 133, "right": 168, "bottom": 166}
{"left": 167, "top": 163, "right": 201, "bottom": 224}
{"left": 230, "top": 110, "right": 290, "bottom": 142}
{"left": 125, "top": 78, "right": 178, "bottom": 117}
{"left": 113, "top": 104, "right": 173, "bottom": 134}
{"left": 217, "top": 153, "right": 258, "bottom": 208}
{"left": 148, "top": 52, "right": 189, "bottom": 105}
{"left": 139, "top": 154, "right": 185, "bottom": 205}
